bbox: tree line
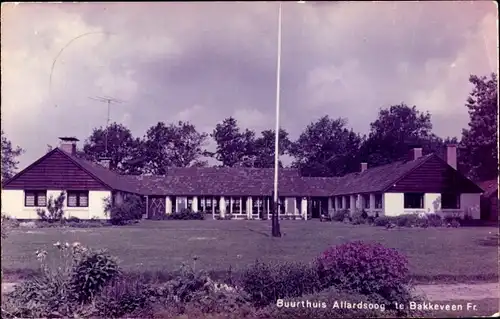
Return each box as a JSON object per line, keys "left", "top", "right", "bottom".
{"left": 2, "top": 73, "right": 498, "bottom": 182}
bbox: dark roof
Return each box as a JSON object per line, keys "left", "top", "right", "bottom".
{"left": 126, "top": 167, "right": 303, "bottom": 196}
{"left": 476, "top": 179, "right": 498, "bottom": 198}
{"left": 331, "top": 154, "right": 434, "bottom": 195}
{"left": 2, "top": 148, "right": 483, "bottom": 197}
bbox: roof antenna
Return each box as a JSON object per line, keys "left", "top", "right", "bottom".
{"left": 88, "top": 95, "right": 125, "bottom": 157}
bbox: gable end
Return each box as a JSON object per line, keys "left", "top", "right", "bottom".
{"left": 386, "top": 154, "right": 483, "bottom": 193}
{"left": 2, "top": 149, "right": 111, "bottom": 191}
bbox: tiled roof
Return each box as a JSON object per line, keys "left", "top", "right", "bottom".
{"left": 48, "top": 149, "right": 472, "bottom": 197}
{"left": 331, "top": 154, "right": 434, "bottom": 195}
{"left": 476, "top": 179, "right": 498, "bottom": 198}
{"left": 64, "top": 151, "right": 141, "bottom": 193}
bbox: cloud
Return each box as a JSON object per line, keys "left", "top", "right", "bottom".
{"left": 1, "top": 2, "right": 497, "bottom": 169}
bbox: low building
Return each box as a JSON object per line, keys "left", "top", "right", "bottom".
{"left": 1, "top": 138, "right": 484, "bottom": 220}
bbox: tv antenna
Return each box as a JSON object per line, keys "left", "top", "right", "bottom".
{"left": 88, "top": 95, "right": 125, "bottom": 156}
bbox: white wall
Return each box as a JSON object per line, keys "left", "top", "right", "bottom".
{"left": 460, "top": 193, "right": 481, "bottom": 219}
{"left": 0, "top": 189, "right": 111, "bottom": 220}
{"left": 424, "top": 193, "right": 441, "bottom": 214}
{"left": 383, "top": 193, "right": 404, "bottom": 216}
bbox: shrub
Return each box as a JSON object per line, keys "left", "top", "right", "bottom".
{"left": 373, "top": 216, "right": 391, "bottom": 227}
{"left": 66, "top": 216, "right": 80, "bottom": 223}
{"left": 1, "top": 214, "right": 19, "bottom": 239}
{"left": 351, "top": 210, "right": 369, "bottom": 225}
{"left": 332, "top": 209, "right": 349, "bottom": 222}
{"left": 426, "top": 213, "right": 443, "bottom": 227}
{"left": 240, "top": 261, "right": 320, "bottom": 308}
{"left": 69, "top": 247, "right": 121, "bottom": 303}
{"left": 104, "top": 193, "right": 145, "bottom": 225}
{"left": 154, "top": 265, "right": 253, "bottom": 317}
{"left": 167, "top": 209, "right": 205, "bottom": 220}
{"left": 3, "top": 242, "right": 121, "bottom": 318}
{"left": 316, "top": 241, "right": 413, "bottom": 308}
{"left": 94, "top": 276, "right": 153, "bottom": 318}
{"left": 393, "top": 214, "right": 420, "bottom": 227}
{"left": 36, "top": 192, "right": 66, "bottom": 223}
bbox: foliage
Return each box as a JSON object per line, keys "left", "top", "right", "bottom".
{"left": 104, "top": 193, "right": 145, "bottom": 225}
{"left": 459, "top": 73, "right": 498, "bottom": 181}
{"left": 93, "top": 276, "right": 153, "bottom": 318}
{"left": 332, "top": 209, "right": 350, "bottom": 222}
{"left": 373, "top": 216, "right": 392, "bottom": 227}
{"left": 144, "top": 121, "right": 209, "bottom": 174}
{"left": 209, "top": 117, "right": 256, "bottom": 167}
{"left": 166, "top": 209, "right": 205, "bottom": 220}
{"left": 36, "top": 191, "right": 66, "bottom": 223}
{"left": 252, "top": 128, "right": 292, "bottom": 168}
{"left": 290, "top": 116, "right": 363, "bottom": 177}
{"left": 351, "top": 210, "right": 369, "bottom": 225}
{"left": 81, "top": 122, "right": 145, "bottom": 174}
{"left": 1, "top": 130, "right": 24, "bottom": 181}
{"left": 371, "top": 214, "right": 445, "bottom": 228}
{"left": 1, "top": 214, "right": 19, "bottom": 239}
{"left": 240, "top": 261, "right": 320, "bottom": 308}
{"left": 2, "top": 242, "right": 120, "bottom": 318}
{"left": 424, "top": 213, "right": 444, "bottom": 227}
{"left": 316, "top": 241, "right": 413, "bottom": 308}
{"left": 69, "top": 248, "right": 122, "bottom": 303}
{"left": 358, "top": 103, "right": 439, "bottom": 168}
{"left": 393, "top": 214, "right": 421, "bottom": 227}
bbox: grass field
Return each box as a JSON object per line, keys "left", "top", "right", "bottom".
{"left": 1, "top": 220, "right": 498, "bottom": 284}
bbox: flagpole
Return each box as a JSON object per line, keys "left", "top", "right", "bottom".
{"left": 272, "top": 1, "right": 283, "bottom": 237}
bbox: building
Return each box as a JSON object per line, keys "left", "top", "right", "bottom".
{"left": 0, "top": 138, "right": 484, "bottom": 220}
{"left": 477, "top": 179, "right": 499, "bottom": 221}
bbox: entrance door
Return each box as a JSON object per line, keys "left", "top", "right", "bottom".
{"left": 309, "top": 197, "right": 329, "bottom": 218}
{"left": 148, "top": 196, "right": 166, "bottom": 219}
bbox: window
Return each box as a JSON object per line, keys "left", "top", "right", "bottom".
{"left": 295, "top": 197, "right": 302, "bottom": 211}
{"left": 177, "top": 197, "right": 187, "bottom": 211}
{"left": 198, "top": 196, "right": 213, "bottom": 212}
{"left": 187, "top": 196, "right": 193, "bottom": 210}
{"left": 375, "top": 194, "right": 383, "bottom": 209}
{"left": 252, "top": 197, "right": 263, "bottom": 214}
{"left": 345, "top": 196, "right": 350, "bottom": 209}
{"left": 404, "top": 193, "right": 424, "bottom": 209}
{"left": 231, "top": 197, "right": 241, "bottom": 214}
{"left": 363, "top": 194, "right": 370, "bottom": 209}
{"left": 24, "top": 190, "right": 47, "bottom": 207}
{"left": 242, "top": 197, "right": 247, "bottom": 213}
{"left": 442, "top": 193, "right": 460, "bottom": 209}
{"left": 67, "top": 191, "right": 89, "bottom": 207}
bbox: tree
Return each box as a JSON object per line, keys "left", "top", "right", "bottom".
{"left": 144, "top": 121, "right": 208, "bottom": 174}
{"left": 290, "top": 116, "right": 363, "bottom": 177}
{"left": 459, "top": 73, "right": 498, "bottom": 181}
{"left": 81, "top": 123, "right": 144, "bottom": 174}
{"left": 1, "top": 130, "right": 24, "bottom": 181}
{"left": 359, "top": 104, "right": 440, "bottom": 167}
{"left": 209, "top": 117, "right": 256, "bottom": 167}
{"left": 252, "top": 128, "right": 292, "bottom": 168}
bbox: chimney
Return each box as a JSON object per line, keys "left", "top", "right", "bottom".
{"left": 58, "top": 137, "right": 79, "bottom": 156}
{"left": 361, "top": 162, "right": 368, "bottom": 172}
{"left": 99, "top": 157, "right": 112, "bottom": 169}
{"left": 445, "top": 144, "right": 457, "bottom": 170}
{"left": 408, "top": 147, "right": 423, "bottom": 161}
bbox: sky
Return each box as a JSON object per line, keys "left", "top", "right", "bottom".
{"left": 1, "top": 1, "right": 498, "bottom": 170}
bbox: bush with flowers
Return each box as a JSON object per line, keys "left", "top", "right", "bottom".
{"left": 316, "top": 241, "right": 413, "bottom": 313}
{"left": 1, "top": 241, "right": 120, "bottom": 318}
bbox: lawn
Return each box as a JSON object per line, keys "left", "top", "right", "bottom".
{"left": 1, "top": 220, "right": 498, "bottom": 284}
